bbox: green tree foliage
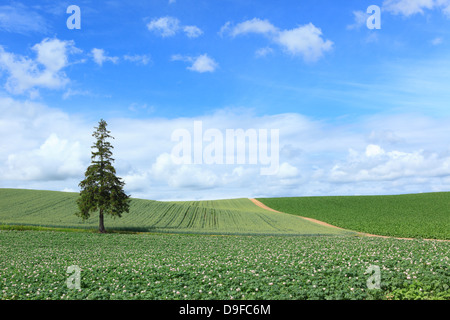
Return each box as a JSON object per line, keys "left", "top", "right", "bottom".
{"left": 76, "top": 119, "right": 130, "bottom": 233}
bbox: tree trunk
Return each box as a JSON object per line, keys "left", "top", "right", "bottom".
{"left": 99, "top": 209, "right": 106, "bottom": 233}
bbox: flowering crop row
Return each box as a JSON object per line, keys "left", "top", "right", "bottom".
{"left": 1, "top": 230, "right": 448, "bottom": 300}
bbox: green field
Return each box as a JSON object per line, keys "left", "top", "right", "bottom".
{"left": 1, "top": 230, "right": 449, "bottom": 300}
{"left": 258, "top": 193, "right": 450, "bottom": 240}
{"left": 0, "top": 189, "right": 349, "bottom": 236}
{"left": 1, "top": 188, "right": 449, "bottom": 301}
{"left": 2, "top": 188, "right": 449, "bottom": 239}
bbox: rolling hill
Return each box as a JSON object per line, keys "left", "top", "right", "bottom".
{"left": 0, "top": 188, "right": 350, "bottom": 236}
{"left": 2, "top": 188, "right": 448, "bottom": 239}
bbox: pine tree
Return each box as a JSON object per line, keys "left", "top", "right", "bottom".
{"left": 76, "top": 119, "right": 130, "bottom": 233}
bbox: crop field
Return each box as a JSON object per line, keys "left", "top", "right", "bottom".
{"left": 1, "top": 188, "right": 449, "bottom": 301}
{"left": 0, "top": 189, "right": 350, "bottom": 236}
{"left": 258, "top": 193, "right": 450, "bottom": 240}
{"left": 0, "top": 230, "right": 448, "bottom": 300}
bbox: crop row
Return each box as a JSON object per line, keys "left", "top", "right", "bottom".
{"left": 1, "top": 230, "right": 448, "bottom": 300}
{"left": 0, "top": 189, "right": 347, "bottom": 236}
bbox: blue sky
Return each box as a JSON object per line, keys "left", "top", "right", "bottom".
{"left": 1, "top": 0, "right": 450, "bottom": 200}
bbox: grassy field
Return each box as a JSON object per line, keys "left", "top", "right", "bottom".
{"left": 1, "top": 230, "right": 449, "bottom": 300}
{"left": 0, "top": 189, "right": 349, "bottom": 236}
{"left": 257, "top": 193, "right": 450, "bottom": 240}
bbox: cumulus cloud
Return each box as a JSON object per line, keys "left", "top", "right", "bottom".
{"left": 171, "top": 54, "right": 218, "bottom": 73}
{"left": 0, "top": 96, "right": 90, "bottom": 185}
{"left": 147, "top": 16, "right": 203, "bottom": 38}
{"left": 330, "top": 144, "right": 450, "bottom": 183}
{"left": 147, "top": 16, "right": 180, "bottom": 37}
{"left": 221, "top": 18, "right": 333, "bottom": 62}
{"left": 2, "top": 96, "right": 450, "bottom": 200}
{"left": 383, "top": 0, "right": 434, "bottom": 16}
{"left": 188, "top": 54, "right": 218, "bottom": 73}
{"left": 229, "top": 18, "right": 278, "bottom": 37}
{"left": 0, "top": 38, "right": 80, "bottom": 96}
{"left": 276, "top": 24, "right": 333, "bottom": 61}
{"left": 151, "top": 153, "right": 219, "bottom": 189}
{"left": 183, "top": 25, "right": 203, "bottom": 38}
{"left": 5, "top": 134, "right": 84, "bottom": 181}
{"left": 383, "top": 0, "right": 450, "bottom": 17}
{"left": 91, "top": 48, "right": 119, "bottom": 66}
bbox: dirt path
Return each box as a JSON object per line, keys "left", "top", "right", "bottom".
{"left": 249, "top": 198, "right": 349, "bottom": 231}
{"left": 248, "top": 198, "right": 448, "bottom": 242}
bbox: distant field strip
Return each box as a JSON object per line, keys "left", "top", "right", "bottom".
{"left": 257, "top": 193, "right": 450, "bottom": 240}
{"left": 0, "top": 189, "right": 352, "bottom": 236}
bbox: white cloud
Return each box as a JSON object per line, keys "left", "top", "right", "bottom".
{"left": 183, "top": 25, "right": 203, "bottom": 38}
{"left": 0, "top": 38, "right": 79, "bottom": 96}
{"left": 383, "top": 0, "right": 433, "bottom": 16}
{"left": 330, "top": 144, "right": 450, "bottom": 183}
{"left": 5, "top": 133, "right": 84, "bottom": 181}
{"left": 431, "top": 37, "right": 443, "bottom": 45}
{"left": 0, "top": 97, "right": 90, "bottom": 183}
{"left": 0, "top": 3, "right": 49, "bottom": 34}
{"left": 91, "top": 48, "right": 119, "bottom": 66}
{"left": 347, "top": 10, "right": 370, "bottom": 30}
{"left": 276, "top": 162, "right": 300, "bottom": 179}
{"left": 188, "top": 54, "right": 218, "bottom": 73}
{"left": 221, "top": 19, "right": 333, "bottom": 62}
{"left": 123, "top": 54, "right": 151, "bottom": 65}
{"left": 229, "top": 18, "right": 278, "bottom": 37}
{"left": 276, "top": 24, "right": 333, "bottom": 62}
{"left": 172, "top": 54, "right": 218, "bottom": 73}
{"left": 147, "top": 16, "right": 203, "bottom": 38}
{"left": 147, "top": 16, "right": 180, "bottom": 37}
{"left": 62, "top": 88, "right": 92, "bottom": 100}
{"left": 365, "top": 144, "right": 385, "bottom": 158}
{"left": 33, "top": 39, "right": 80, "bottom": 71}
{"left": 170, "top": 54, "right": 186, "bottom": 62}
{"left": 3, "top": 96, "right": 450, "bottom": 200}
{"left": 383, "top": 0, "right": 450, "bottom": 16}
{"left": 218, "top": 21, "right": 232, "bottom": 37}
{"left": 151, "top": 153, "right": 219, "bottom": 189}
{"left": 255, "top": 47, "right": 274, "bottom": 58}
{"left": 444, "top": 3, "right": 450, "bottom": 16}
{"left": 128, "top": 103, "right": 155, "bottom": 114}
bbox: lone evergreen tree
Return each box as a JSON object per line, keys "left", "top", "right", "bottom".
{"left": 76, "top": 119, "right": 130, "bottom": 233}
